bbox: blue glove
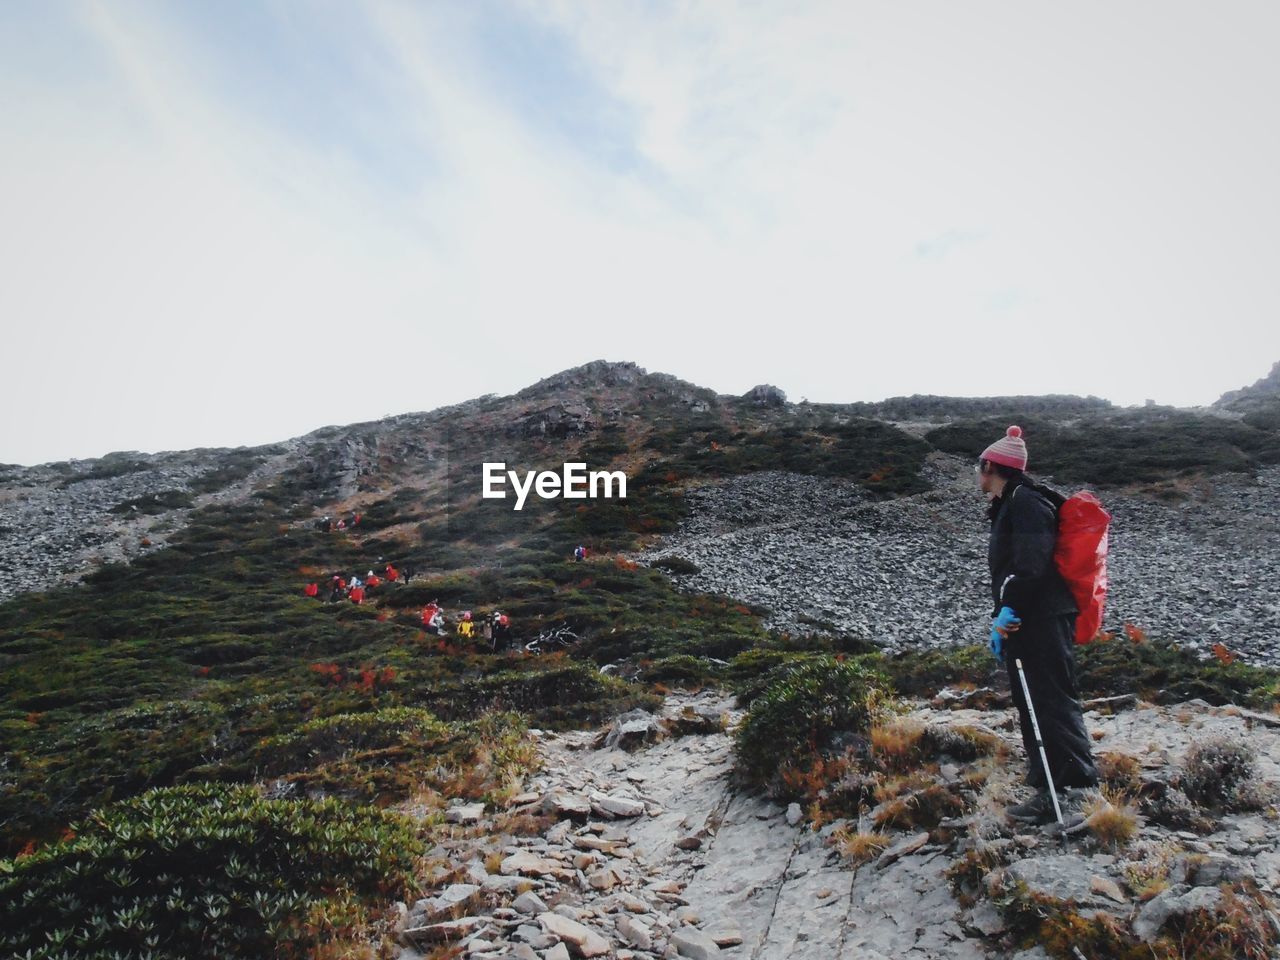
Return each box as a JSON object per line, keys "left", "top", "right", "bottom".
{"left": 990, "top": 606, "right": 1021, "bottom": 659}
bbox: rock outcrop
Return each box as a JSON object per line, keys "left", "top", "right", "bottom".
{"left": 390, "top": 690, "right": 1280, "bottom": 960}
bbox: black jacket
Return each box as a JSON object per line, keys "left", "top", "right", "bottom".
{"left": 987, "top": 476, "right": 1078, "bottom": 621}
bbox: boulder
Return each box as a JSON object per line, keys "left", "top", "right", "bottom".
{"left": 1133, "top": 884, "right": 1223, "bottom": 942}
{"left": 875, "top": 831, "right": 930, "bottom": 869}
{"left": 616, "top": 914, "right": 652, "bottom": 950}
{"left": 513, "top": 891, "right": 549, "bottom": 915}
{"left": 410, "top": 883, "right": 480, "bottom": 924}
{"left": 400, "top": 915, "right": 484, "bottom": 945}
{"left": 964, "top": 901, "right": 1007, "bottom": 937}
{"left": 597, "top": 709, "right": 667, "bottom": 751}
{"left": 444, "top": 801, "right": 485, "bottom": 825}
{"left": 543, "top": 792, "right": 592, "bottom": 819}
{"left": 592, "top": 792, "right": 646, "bottom": 819}
{"left": 705, "top": 921, "right": 743, "bottom": 946}
{"left": 500, "top": 849, "right": 564, "bottom": 877}
{"left": 994, "top": 855, "right": 1117, "bottom": 908}
{"left": 538, "top": 911, "right": 611, "bottom": 958}
{"left": 671, "top": 927, "right": 724, "bottom": 959}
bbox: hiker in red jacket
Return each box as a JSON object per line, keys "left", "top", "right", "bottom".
{"left": 385, "top": 563, "right": 399, "bottom": 583}
{"left": 349, "top": 585, "right": 365, "bottom": 605}
{"left": 422, "top": 602, "right": 444, "bottom": 635}
{"left": 977, "top": 425, "right": 1099, "bottom": 825}
{"left": 303, "top": 582, "right": 319, "bottom": 598}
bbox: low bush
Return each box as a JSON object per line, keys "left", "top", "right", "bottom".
{"left": 734, "top": 656, "right": 891, "bottom": 788}
{"left": 0, "top": 782, "right": 425, "bottom": 959}
{"left": 1177, "top": 736, "right": 1267, "bottom": 811}
{"left": 651, "top": 556, "right": 701, "bottom": 575}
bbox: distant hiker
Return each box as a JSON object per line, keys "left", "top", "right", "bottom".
{"left": 352, "top": 513, "right": 361, "bottom": 527}
{"left": 349, "top": 574, "right": 363, "bottom": 591}
{"left": 349, "top": 585, "right": 365, "bottom": 605}
{"left": 977, "top": 425, "right": 1100, "bottom": 824}
{"left": 458, "top": 611, "right": 474, "bottom": 639}
{"left": 385, "top": 563, "right": 400, "bottom": 583}
{"left": 303, "top": 582, "right": 319, "bottom": 598}
{"left": 573, "top": 545, "right": 587, "bottom": 562}
{"left": 481, "top": 619, "right": 493, "bottom": 646}
{"left": 319, "top": 516, "right": 332, "bottom": 533}
{"left": 336, "top": 518, "right": 346, "bottom": 531}
{"left": 365, "top": 570, "right": 382, "bottom": 589}
{"left": 492, "top": 611, "right": 511, "bottom": 652}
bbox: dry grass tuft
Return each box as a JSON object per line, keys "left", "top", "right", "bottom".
{"left": 831, "top": 827, "right": 893, "bottom": 865}
{"left": 1082, "top": 788, "right": 1139, "bottom": 849}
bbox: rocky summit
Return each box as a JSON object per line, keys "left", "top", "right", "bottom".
{"left": 3, "top": 358, "right": 1280, "bottom": 960}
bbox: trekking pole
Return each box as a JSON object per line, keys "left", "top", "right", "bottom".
{"left": 1014, "top": 658, "right": 1065, "bottom": 827}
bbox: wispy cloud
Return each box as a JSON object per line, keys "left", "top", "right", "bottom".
{"left": 915, "top": 230, "right": 983, "bottom": 260}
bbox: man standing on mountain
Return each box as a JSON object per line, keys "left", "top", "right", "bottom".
{"left": 978, "top": 425, "right": 1100, "bottom": 824}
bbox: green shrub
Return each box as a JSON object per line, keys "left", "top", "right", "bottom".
{"left": 734, "top": 656, "right": 892, "bottom": 787}
{"left": 638, "top": 654, "right": 724, "bottom": 687}
{"left": 249, "top": 707, "right": 535, "bottom": 804}
{"left": 252, "top": 706, "right": 453, "bottom": 800}
{"left": 426, "top": 662, "right": 659, "bottom": 727}
{"left": 727, "top": 649, "right": 825, "bottom": 706}
{"left": 652, "top": 556, "right": 701, "bottom": 575}
{"left": 0, "top": 783, "right": 425, "bottom": 959}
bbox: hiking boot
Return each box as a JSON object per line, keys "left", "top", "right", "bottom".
{"left": 1006, "top": 790, "right": 1060, "bottom": 825}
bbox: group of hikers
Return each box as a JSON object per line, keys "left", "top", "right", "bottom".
{"left": 421, "top": 602, "right": 514, "bottom": 651}
{"left": 317, "top": 514, "right": 361, "bottom": 533}
{"left": 302, "top": 562, "right": 408, "bottom": 605}
{"left": 302, "top": 567, "right": 517, "bottom": 651}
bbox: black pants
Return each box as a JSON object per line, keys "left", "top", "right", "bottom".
{"left": 1005, "top": 613, "right": 1099, "bottom": 790}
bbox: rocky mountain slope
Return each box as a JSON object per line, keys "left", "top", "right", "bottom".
{"left": 636, "top": 457, "right": 1280, "bottom": 665}
{"left": 4, "top": 359, "right": 1279, "bottom": 663}
{"left": 389, "top": 688, "right": 1280, "bottom": 960}
{"left": 1217, "top": 360, "right": 1280, "bottom": 411}
{"left": 4, "top": 359, "right": 1280, "bottom": 960}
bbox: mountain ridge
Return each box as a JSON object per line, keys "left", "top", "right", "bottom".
{"left": 16, "top": 355, "right": 1276, "bottom": 471}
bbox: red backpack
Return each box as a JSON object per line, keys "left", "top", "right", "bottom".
{"left": 1050, "top": 490, "right": 1112, "bottom": 644}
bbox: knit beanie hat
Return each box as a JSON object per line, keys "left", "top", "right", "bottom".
{"left": 980, "top": 425, "right": 1028, "bottom": 471}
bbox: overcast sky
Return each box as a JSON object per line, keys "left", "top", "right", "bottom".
{"left": 3, "top": 1, "right": 1278, "bottom": 465}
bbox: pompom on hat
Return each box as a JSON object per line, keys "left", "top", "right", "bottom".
{"left": 980, "top": 425, "right": 1028, "bottom": 471}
